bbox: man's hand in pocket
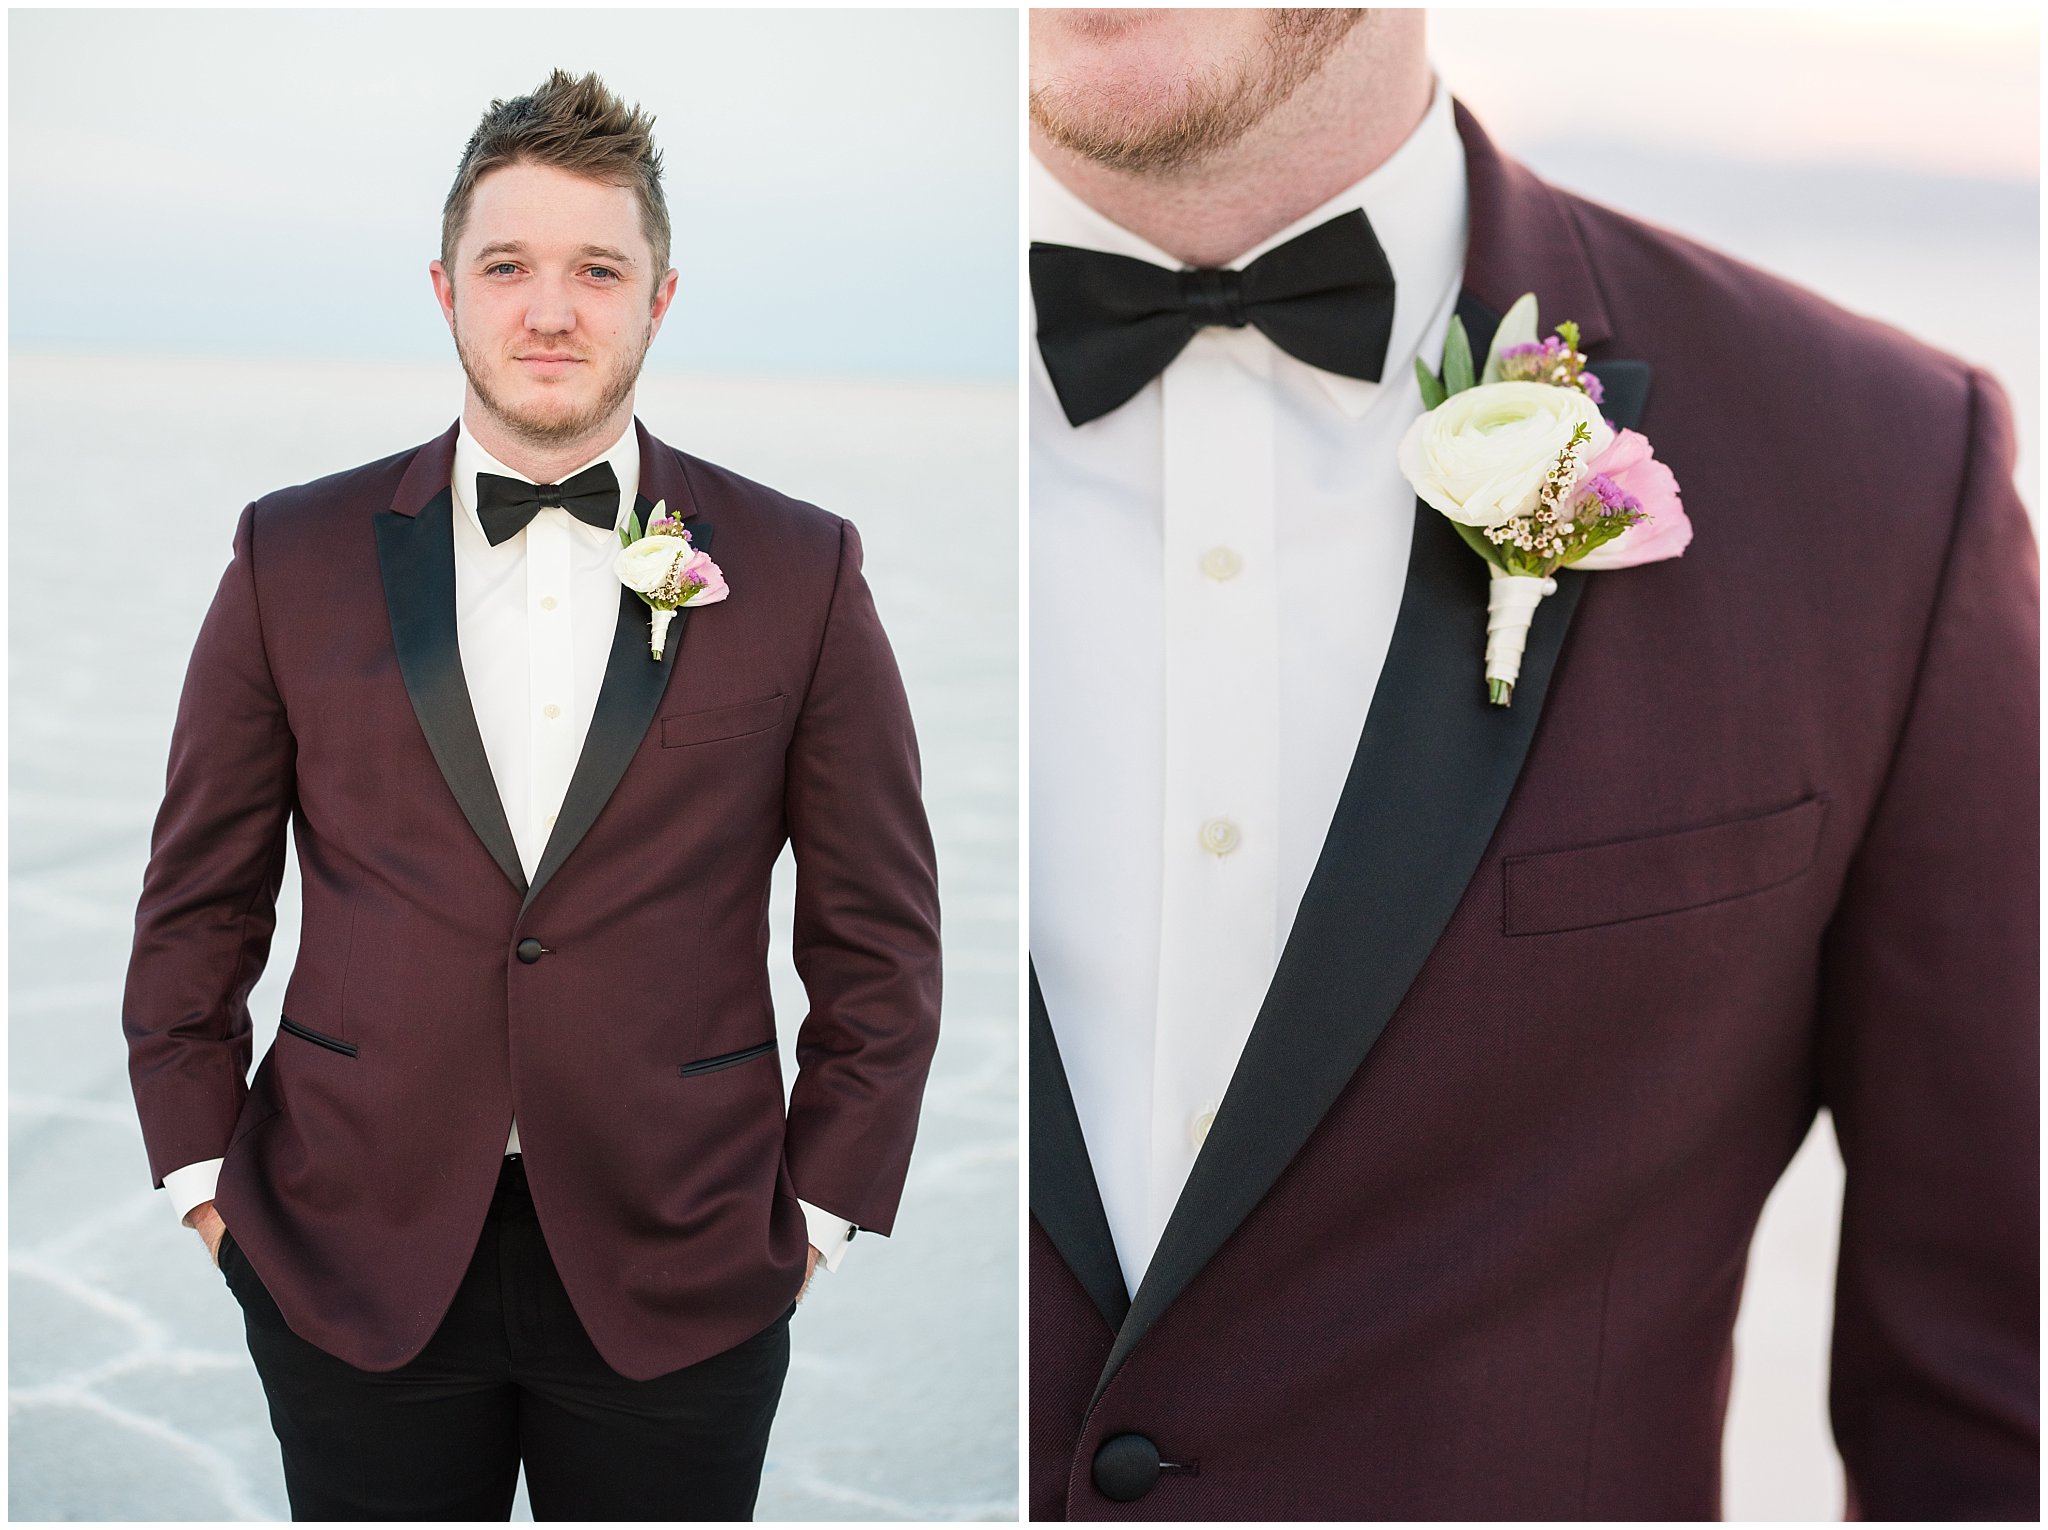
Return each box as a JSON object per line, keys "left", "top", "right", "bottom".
{"left": 186, "top": 1200, "right": 227, "bottom": 1267}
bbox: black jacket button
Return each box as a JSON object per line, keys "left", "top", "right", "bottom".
{"left": 1092, "top": 1433, "right": 1161, "bottom": 1502}
{"left": 515, "top": 938, "right": 546, "bottom": 964}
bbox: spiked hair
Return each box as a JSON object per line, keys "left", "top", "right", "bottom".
{"left": 441, "top": 70, "right": 670, "bottom": 277}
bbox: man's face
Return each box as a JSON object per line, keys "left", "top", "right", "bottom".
{"left": 430, "top": 161, "right": 677, "bottom": 450}
{"left": 1030, "top": 8, "right": 1366, "bottom": 174}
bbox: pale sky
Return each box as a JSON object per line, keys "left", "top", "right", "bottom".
{"left": 9, "top": 9, "right": 1019, "bottom": 376}
{"left": 11, "top": 7, "right": 2035, "bottom": 376}
{"left": 1432, "top": 7, "right": 2038, "bottom": 180}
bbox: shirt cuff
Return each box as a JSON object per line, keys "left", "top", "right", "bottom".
{"left": 164, "top": 1159, "right": 223, "bottom": 1225}
{"left": 798, "top": 1200, "right": 855, "bottom": 1272}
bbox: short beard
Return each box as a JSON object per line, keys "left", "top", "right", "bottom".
{"left": 453, "top": 311, "right": 653, "bottom": 450}
{"left": 1030, "top": 9, "right": 1368, "bottom": 176}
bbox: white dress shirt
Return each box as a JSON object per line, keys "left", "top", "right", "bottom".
{"left": 168, "top": 417, "right": 852, "bottom": 1270}
{"left": 1030, "top": 77, "right": 1469, "bottom": 1294}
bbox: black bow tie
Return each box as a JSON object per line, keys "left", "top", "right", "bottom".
{"left": 473, "top": 461, "right": 621, "bottom": 547}
{"left": 1030, "top": 209, "right": 1397, "bottom": 427}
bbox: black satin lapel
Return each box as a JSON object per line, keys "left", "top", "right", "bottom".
{"left": 374, "top": 490, "right": 526, "bottom": 895}
{"left": 520, "top": 506, "right": 710, "bottom": 914}
{"left": 1587, "top": 358, "right": 1649, "bottom": 433}
{"left": 1092, "top": 297, "right": 1651, "bottom": 1405}
{"left": 1029, "top": 962, "right": 1130, "bottom": 1332}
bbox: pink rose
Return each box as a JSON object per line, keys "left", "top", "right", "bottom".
{"left": 679, "top": 548, "right": 729, "bottom": 605}
{"left": 1572, "top": 428, "right": 1691, "bottom": 570}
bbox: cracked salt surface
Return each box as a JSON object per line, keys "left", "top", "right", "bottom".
{"left": 10, "top": 358, "right": 1020, "bottom": 1521}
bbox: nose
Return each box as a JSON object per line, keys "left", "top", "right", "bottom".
{"left": 522, "top": 272, "right": 577, "bottom": 338}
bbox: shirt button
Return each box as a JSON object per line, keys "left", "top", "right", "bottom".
{"left": 1200, "top": 546, "right": 1243, "bottom": 581}
{"left": 1189, "top": 1106, "right": 1218, "bottom": 1148}
{"left": 540, "top": 595, "right": 559, "bottom": 611}
{"left": 543, "top": 703, "right": 561, "bottom": 720}
{"left": 545, "top": 813, "right": 558, "bottom": 829}
{"left": 1198, "top": 818, "right": 1240, "bottom": 856}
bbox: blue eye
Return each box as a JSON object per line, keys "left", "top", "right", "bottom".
{"left": 587, "top": 267, "right": 620, "bottom": 281}
{"left": 486, "top": 262, "right": 519, "bottom": 276}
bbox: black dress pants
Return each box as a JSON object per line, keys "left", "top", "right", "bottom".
{"left": 218, "top": 1155, "right": 792, "bottom": 1521}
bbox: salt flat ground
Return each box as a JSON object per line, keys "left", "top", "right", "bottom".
{"left": 8, "top": 358, "right": 1020, "bottom": 1521}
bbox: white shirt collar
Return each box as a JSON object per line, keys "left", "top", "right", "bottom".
{"left": 1029, "top": 72, "right": 1467, "bottom": 420}
{"left": 451, "top": 416, "right": 643, "bottom": 543}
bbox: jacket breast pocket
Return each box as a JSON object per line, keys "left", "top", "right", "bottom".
{"left": 1502, "top": 795, "right": 1828, "bottom": 936}
{"left": 660, "top": 693, "right": 788, "bottom": 749}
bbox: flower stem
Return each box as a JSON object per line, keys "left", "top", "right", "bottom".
{"left": 649, "top": 607, "right": 676, "bottom": 659}
{"left": 1489, "top": 678, "right": 1512, "bottom": 707}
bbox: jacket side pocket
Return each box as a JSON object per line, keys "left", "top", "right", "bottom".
{"left": 279, "top": 1015, "right": 358, "bottom": 1058}
{"left": 678, "top": 1039, "right": 777, "bottom": 1077}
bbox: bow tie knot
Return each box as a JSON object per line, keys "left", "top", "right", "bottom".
{"left": 1179, "top": 267, "right": 1248, "bottom": 330}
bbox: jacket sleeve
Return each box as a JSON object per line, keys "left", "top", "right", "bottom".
{"left": 779, "top": 519, "right": 942, "bottom": 1235}
{"left": 1816, "top": 368, "right": 2038, "bottom": 1519}
{"left": 123, "top": 501, "right": 296, "bottom": 1188}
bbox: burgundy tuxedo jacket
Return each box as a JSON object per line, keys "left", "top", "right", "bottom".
{"left": 1031, "top": 103, "right": 2038, "bottom": 1519}
{"left": 124, "top": 419, "right": 940, "bottom": 1380}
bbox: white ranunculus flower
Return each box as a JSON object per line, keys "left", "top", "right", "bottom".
{"left": 1397, "top": 380, "right": 1612, "bottom": 528}
{"left": 615, "top": 534, "right": 690, "bottom": 594}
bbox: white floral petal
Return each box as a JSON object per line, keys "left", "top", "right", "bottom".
{"left": 1480, "top": 292, "right": 1540, "bottom": 384}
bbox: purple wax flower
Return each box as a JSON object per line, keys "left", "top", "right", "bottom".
{"left": 1576, "top": 473, "right": 1643, "bottom": 520}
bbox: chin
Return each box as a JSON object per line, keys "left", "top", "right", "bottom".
{"left": 1032, "top": 9, "right": 1278, "bottom": 159}
{"left": 489, "top": 395, "right": 600, "bottom": 446}
{"left": 1035, "top": 9, "right": 1259, "bottom": 84}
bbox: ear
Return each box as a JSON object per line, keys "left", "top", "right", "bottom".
{"left": 646, "top": 266, "right": 680, "bottom": 344}
{"left": 428, "top": 259, "right": 458, "bottom": 335}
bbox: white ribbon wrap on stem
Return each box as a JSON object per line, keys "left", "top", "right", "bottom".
{"left": 648, "top": 606, "right": 676, "bottom": 660}
{"left": 1484, "top": 570, "right": 1557, "bottom": 704}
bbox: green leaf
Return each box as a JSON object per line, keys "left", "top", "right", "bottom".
{"left": 623, "top": 508, "right": 643, "bottom": 545}
{"left": 1565, "top": 520, "right": 1630, "bottom": 562}
{"left": 1414, "top": 356, "right": 1447, "bottom": 411}
{"left": 1442, "top": 317, "right": 1475, "bottom": 395}
{"left": 1448, "top": 518, "right": 1507, "bottom": 571}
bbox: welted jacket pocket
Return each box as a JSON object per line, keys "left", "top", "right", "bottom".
{"left": 279, "top": 1015, "right": 358, "bottom": 1058}
{"left": 660, "top": 694, "right": 787, "bottom": 749}
{"left": 678, "top": 1039, "right": 778, "bottom": 1077}
{"left": 1503, "top": 795, "right": 1828, "bottom": 936}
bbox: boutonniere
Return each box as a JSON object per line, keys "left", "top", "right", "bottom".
{"left": 1397, "top": 293, "right": 1691, "bottom": 706}
{"left": 614, "top": 501, "right": 729, "bottom": 659}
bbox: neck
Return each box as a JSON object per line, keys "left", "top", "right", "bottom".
{"left": 1033, "top": 33, "right": 1432, "bottom": 268}
{"left": 463, "top": 395, "right": 633, "bottom": 484}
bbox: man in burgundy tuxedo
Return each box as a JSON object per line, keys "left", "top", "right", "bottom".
{"left": 1028, "top": 11, "right": 2035, "bottom": 1520}
{"left": 122, "top": 72, "right": 940, "bottom": 1519}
